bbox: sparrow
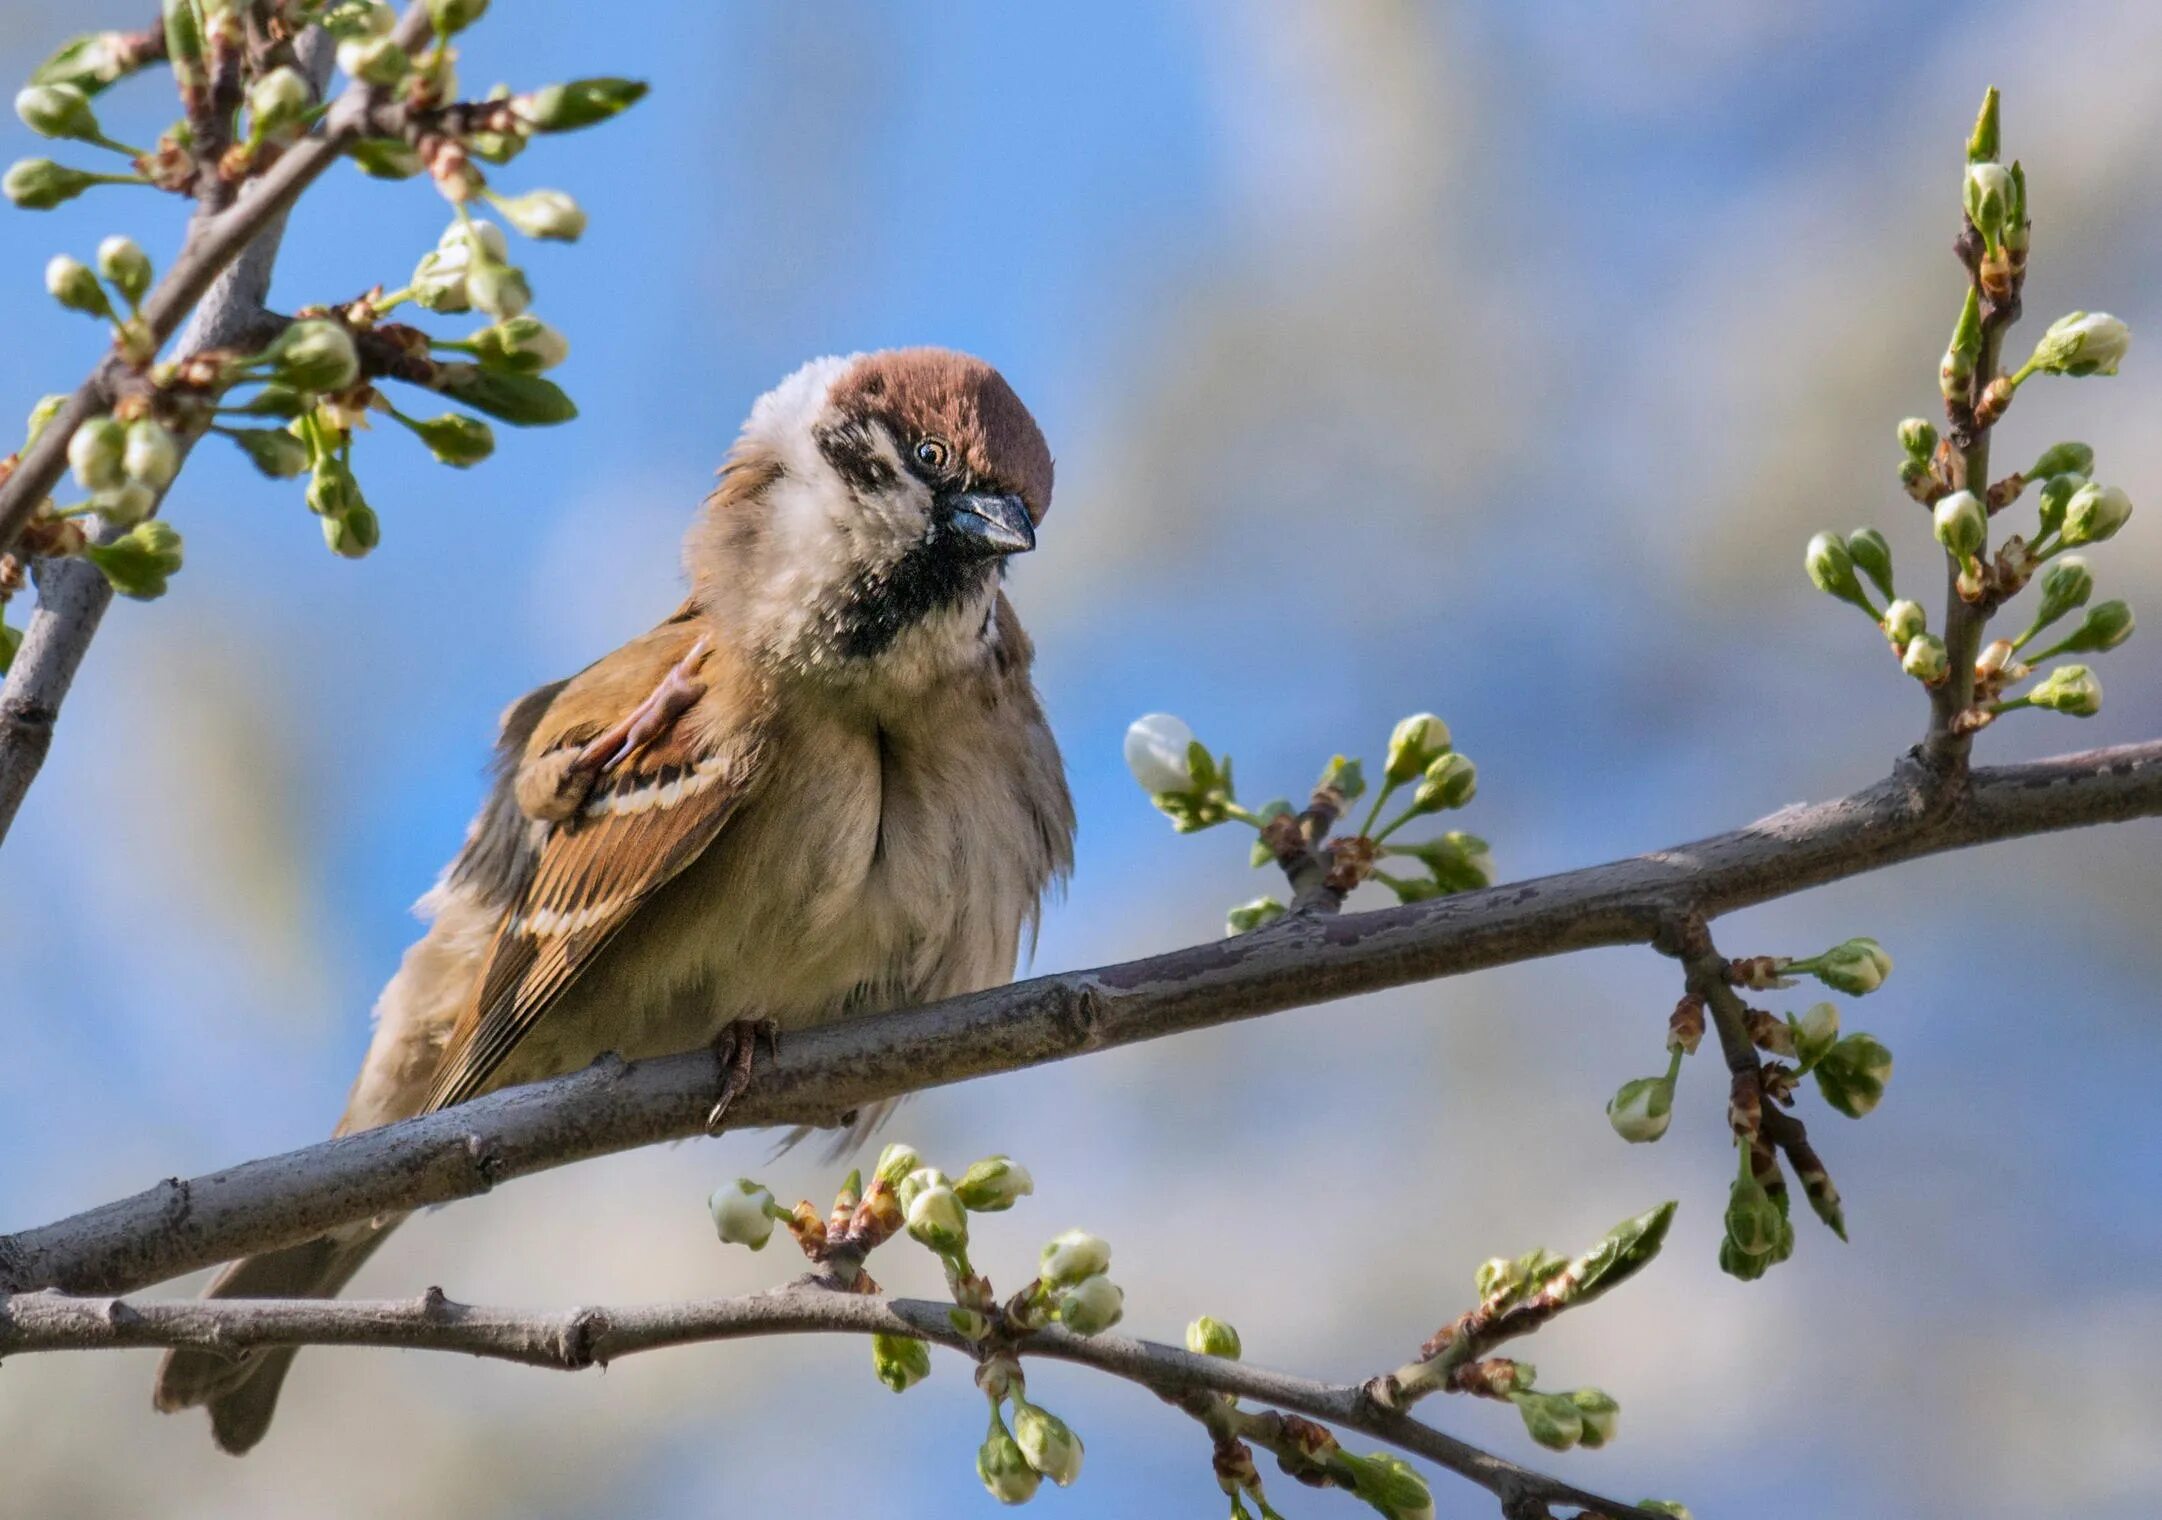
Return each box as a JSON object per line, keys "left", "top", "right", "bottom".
{"left": 154, "top": 347, "right": 1075, "bottom": 1453}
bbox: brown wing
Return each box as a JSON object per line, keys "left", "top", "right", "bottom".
{"left": 422, "top": 617, "right": 767, "bottom": 1111}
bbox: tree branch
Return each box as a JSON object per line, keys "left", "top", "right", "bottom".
{"left": 0, "top": 1285, "right": 1663, "bottom": 1519}
{"left": 3, "top": 737, "right": 2157, "bottom": 1300}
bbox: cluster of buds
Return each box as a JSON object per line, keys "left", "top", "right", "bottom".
{"left": 1125, "top": 710, "right": 1493, "bottom": 934}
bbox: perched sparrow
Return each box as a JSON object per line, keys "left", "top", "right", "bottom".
{"left": 155, "top": 348, "right": 1075, "bottom": 1452}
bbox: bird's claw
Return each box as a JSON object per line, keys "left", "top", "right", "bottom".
{"left": 705, "top": 1017, "right": 780, "bottom": 1134}
{"left": 574, "top": 635, "right": 712, "bottom": 777}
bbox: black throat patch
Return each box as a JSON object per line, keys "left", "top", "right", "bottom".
{"left": 835, "top": 534, "right": 998, "bottom": 659}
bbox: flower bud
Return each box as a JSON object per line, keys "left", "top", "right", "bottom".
{"left": 1185, "top": 1316, "right": 1241, "bottom": 1360}
{"left": 1897, "top": 417, "right": 1937, "bottom": 460}
{"left": 708, "top": 1178, "right": 779, "bottom": 1249}
{"left": 426, "top": 0, "right": 490, "bottom": 32}
{"left": 1638, "top": 1504, "right": 1694, "bottom": 1519}
{"left": 1941, "top": 287, "right": 1982, "bottom": 403}
{"left": 2030, "top": 441, "right": 2094, "bottom": 480}
{"left": 121, "top": 419, "right": 178, "bottom": 488}
{"left": 2035, "top": 472, "right": 2083, "bottom": 538}
{"left": 2060, "top": 481, "right": 2132, "bottom": 546}
{"left": 868, "top": 1143, "right": 920, "bottom": 1192}
{"left": 2031, "top": 555, "right": 2094, "bottom": 635}
{"left": 1225, "top": 896, "right": 1285, "bottom": 935}
{"left": 466, "top": 255, "right": 531, "bottom": 320}
{"left": 1605, "top": 1075, "right": 1673, "bottom": 1144}
{"left": 469, "top": 315, "right": 569, "bottom": 372}
{"left": 2023, "top": 311, "right": 2130, "bottom": 378}
{"left": 870, "top": 1331, "right": 931, "bottom": 1393}
{"left": 2048, "top": 600, "right": 2134, "bottom": 656}
{"left": 15, "top": 82, "right": 100, "bottom": 140}
{"left": 1813, "top": 1032, "right": 1893, "bottom": 1118}
{"left": 1513, "top": 1392, "right": 1584, "bottom": 1451}
{"left": 228, "top": 426, "right": 311, "bottom": 478}
{"left": 1800, "top": 936, "right": 1891, "bottom": 996}
{"left": 977, "top": 1419, "right": 1041, "bottom": 1505}
{"left": 1315, "top": 752, "right": 1366, "bottom": 805}
{"left": 349, "top": 137, "right": 424, "bottom": 178}
{"left": 1053, "top": 1274, "right": 1123, "bottom": 1336}
{"left": 1902, "top": 632, "right": 1949, "bottom": 683}
{"left": 405, "top": 411, "right": 495, "bottom": 468}
{"left": 248, "top": 64, "right": 312, "bottom": 134}
{"left": 336, "top": 34, "right": 408, "bottom": 86}
{"left": 515, "top": 76, "right": 649, "bottom": 132}
{"left": 44, "top": 254, "right": 110, "bottom": 317}
{"left": 1933, "top": 490, "right": 1986, "bottom": 561}
{"left": 2024, "top": 662, "right": 2102, "bottom": 716}
{"left": 1383, "top": 712, "right": 1451, "bottom": 785}
{"left": 4, "top": 157, "right": 97, "bottom": 209}
{"left": 83, "top": 519, "right": 182, "bottom": 599}
{"left": 1724, "top": 1173, "right": 1782, "bottom": 1258}
{"left": 435, "top": 364, "right": 578, "bottom": 426}
{"left": 1011, "top": 1402, "right": 1083, "bottom": 1486}
{"left": 67, "top": 415, "right": 125, "bottom": 490}
{"left": 1804, "top": 531, "right": 1875, "bottom": 614}
{"left": 492, "top": 187, "right": 586, "bottom": 241}
{"left": 264, "top": 319, "right": 360, "bottom": 393}
{"left": 1792, "top": 1002, "right": 1840, "bottom": 1067}
{"left": 1845, "top": 528, "right": 1895, "bottom": 601}
{"left": 93, "top": 482, "right": 154, "bottom": 528}
{"left": 322, "top": 501, "right": 381, "bottom": 558}
{"left": 94, "top": 234, "right": 150, "bottom": 304}
{"left": 904, "top": 1176, "right": 968, "bottom": 1254}
{"left": 1568, "top": 1388, "right": 1620, "bottom": 1450}
{"left": 1964, "top": 161, "right": 2013, "bottom": 248}
{"left": 23, "top": 392, "right": 66, "bottom": 447}
{"left": 954, "top": 1155, "right": 1034, "bottom": 1213}
{"left": 1039, "top": 1229, "right": 1111, "bottom": 1287}
{"left": 1401, "top": 831, "right": 1494, "bottom": 893}
{"left": 1348, "top": 1452, "right": 1434, "bottom": 1520}
{"left": 1718, "top": 1232, "right": 1770, "bottom": 1282}
{"left": 1412, "top": 751, "right": 1476, "bottom": 812}
{"left": 1880, "top": 598, "right": 1926, "bottom": 646}
{"left": 1123, "top": 712, "right": 1197, "bottom": 795}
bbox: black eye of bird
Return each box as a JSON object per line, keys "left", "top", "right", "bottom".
{"left": 914, "top": 437, "right": 951, "bottom": 472}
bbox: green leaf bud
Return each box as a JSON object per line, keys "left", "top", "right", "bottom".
{"left": 1412, "top": 751, "right": 1476, "bottom": 812}
{"left": 426, "top": 0, "right": 490, "bottom": 33}
{"left": 1724, "top": 1172, "right": 1782, "bottom": 1258}
{"left": 1940, "top": 286, "right": 1982, "bottom": 403}
{"left": 348, "top": 137, "right": 424, "bottom": 178}
{"left": 1805, "top": 531, "right": 1875, "bottom": 614}
{"left": 1316, "top": 752, "right": 1366, "bottom": 806}
{"left": 44, "top": 254, "right": 111, "bottom": 318}
{"left": 1933, "top": 490, "right": 1986, "bottom": 561}
{"left": 1791, "top": 1002, "right": 1840, "bottom": 1068}
{"left": 24, "top": 392, "right": 67, "bottom": 447}
{"left": 404, "top": 411, "right": 495, "bottom": 468}
{"left": 31, "top": 34, "right": 134, "bottom": 94}
{"left": 436, "top": 363, "right": 577, "bottom": 426}
{"left": 1513, "top": 1392, "right": 1584, "bottom": 1451}
{"left": 1845, "top": 528, "right": 1895, "bottom": 601}
{"left": 2060, "top": 481, "right": 2132, "bottom": 546}
{"left": 708, "top": 1177, "right": 779, "bottom": 1250}
{"left": 1568, "top": 1388, "right": 1620, "bottom": 1450}
{"left": 2030, "top": 441, "right": 2094, "bottom": 480}
{"left": 1554, "top": 1201, "right": 1677, "bottom": 1307}
{"left": 2030, "top": 556, "right": 2094, "bottom": 636}
{"left": 66, "top": 415, "right": 125, "bottom": 490}
{"left": 514, "top": 77, "right": 649, "bottom": 132}
{"left": 872, "top": 1142, "right": 920, "bottom": 1190}
{"left": 1185, "top": 1316, "right": 1241, "bottom": 1360}
{"left": 227, "top": 426, "right": 310, "bottom": 478}
{"left": 1798, "top": 936, "right": 1892, "bottom": 996}
{"left": 1383, "top": 712, "right": 1451, "bottom": 785}
{"left": 1964, "top": 161, "right": 2013, "bottom": 249}
{"left": 83, "top": 518, "right": 182, "bottom": 599}
{"left": 954, "top": 1155, "right": 1034, "bottom": 1213}
{"left": 1965, "top": 85, "right": 1999, "bottom": 163}
{"left": 1897, "top": 417, "right": 1937, "bottom": 460}
{"left": 1814, "top": 1032, "right": 1894, "bottom": 1118}
{"left": 870, "top": 1332, "right": 930, "bottom": 1393}
{"left": 1346, "top": 1451, "right": 1435, "bottom": 1520}
{"left": 2044, "top": 600, "right": 2134, "bottom": 657}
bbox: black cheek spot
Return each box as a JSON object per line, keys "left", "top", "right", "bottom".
{"left": 815, "top": 423, "right": 898, "bottom": 496}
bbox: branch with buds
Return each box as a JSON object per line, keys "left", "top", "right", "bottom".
{"left": 0, "top": 0, "right": 646, "bottom": 844}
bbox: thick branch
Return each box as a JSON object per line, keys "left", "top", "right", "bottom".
{"left": 0, "top": 1286, "right": 1660, "bottom": 1519}
{"left": 4, "top": 737, "right": 2156, "bottom": 1300}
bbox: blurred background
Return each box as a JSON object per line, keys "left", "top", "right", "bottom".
{"left": 4, "top": 1, "right": 2161, "bottom": 1516}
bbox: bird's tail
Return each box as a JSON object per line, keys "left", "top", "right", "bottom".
{"left": 150, "top": 1216, "right": 404, "bottom": 1455}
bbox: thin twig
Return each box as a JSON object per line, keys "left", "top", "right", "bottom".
{"left": 2, "top": 736, "right": 2157, "bottom": 1300}
{"left": 0, "top": 1286, "right": 1664, "bottom": 1519}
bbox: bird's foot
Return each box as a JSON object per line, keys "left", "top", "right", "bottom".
{"left": 574, "top": 634, "right": 712, "bottom": 775}
{"left": 705, "top": 1016, "right": 780, "bottom": 1133}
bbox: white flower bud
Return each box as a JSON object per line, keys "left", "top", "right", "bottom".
{"left": 1011, "top": 1402, "right": 1084, "bottom": 1486}
{"left": 1185, "top": 1316, "right": 1241, "bottom": 1359}
{"left": 93, "top": 482, "right": 155, "bottom": 528}
{"left": 248, "top": 64, "right": 312, "bottom": 134}
{"left": 1803, "top": 936, "right": 1891, "bottom": 996}
{"left": 1793, "top": 1002, "right": 1840, "bottom": 1066}
{"left": 1053, "top": 1274, "right": 1123, "bottom": 1336}
{"left": 1383, "top": 712, "right": 1451, "bottom": 785}
{"left": 67, "top": 415, "right": 125, "bottom": 490}
{"left": 873, "top": 1142, "right": 920, "bottom": 1190}
{"left": 977, "top": 1421, "right": 1040, "bottom": 1505}
{"left": 954, "top": 1155, "right": 1033, "bottom": 1213}
{"left": 708, "top": 1178, "right": 778, "bottom": 1250}
{"left": 1964, "top": 161, "right": 2013, "bottom": 245}
{"left": 1880, "top": 598, "right": 1926, "bottom": 646}
{"left": 1814, "top": 1032, "right": 1894, "bottom": 1118}
{"left": 492, "top": 187, "right": 586, "bottom": 241}
{"left": 1413, "top": 751, "right": 1476, "bottom": 812}
{"left": 904, "top": 1177, "right": 968, "bottom": 1254}
{"left": 470, "top": 314, "right": 569, "bottom": 372}
{"left": 265, "top": 319, "right": 360, "bottom": 393}
{"left": 95, "top": 235, "right": 151, "bottom": 304}
{"left": 1933, "top": 490, "right": 1986, "bottom": 560}
{"left": 16, "top": 83, "right": 99, "bottom": 140}
{"left": 2025, "top": 662, "right": 2102, "bottom": 716}
{"left": 2060, "top": 481, "right": 2132, "bottom": 546}
{"left": 870, "top": 1332, "right": 931, "bottom": 1393}
{"left": 44, "top": 254, "right": 108, "bottom": 317}
{"left": 2024, "top": 311, "right": 2131, "bottom": 378}
{"left": 1902, "top": 632, "right": 1949, "bottom": 683}
{"left": 1039, "top": 1228, "right": 1111, "bottom": 1287}
{"left": 1123, "top": 713, "right": 1196, "bottom": 795}
{"left": 336, "top": 34, "right": 409, "bottom": 87}
{"left": 467, "top": 255, "right": 531, "bottom": 319}
{"left": 122, "top": 419, "right": 179, "bottom": 488}
{"left": 1605, "top": 1075, "right": 1673, "bottom": 1144}
{"left": 1897, "top": 417, "right": 1937, "bottom": 459}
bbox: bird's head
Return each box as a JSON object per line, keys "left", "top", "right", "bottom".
{"left": 689, "top": 347, "right": 1054, "bottom": 686}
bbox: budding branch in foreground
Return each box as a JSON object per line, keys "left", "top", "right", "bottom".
{"left": 4, "top": 736, "right": 2156, "bottom": 1303}
{"left": 0, "top": 1286, "right": 1664, "bottom": 1520}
